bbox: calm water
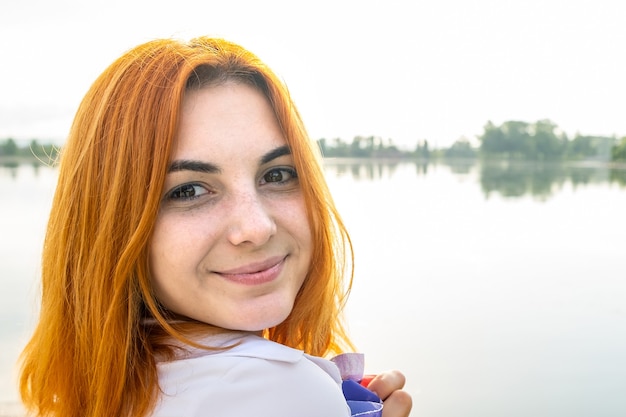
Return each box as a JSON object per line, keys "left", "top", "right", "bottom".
{"left": 1, "top": 159, "right": 625, "bottom": 417}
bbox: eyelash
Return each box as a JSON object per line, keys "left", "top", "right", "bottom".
{"left": 164, "top": 167, "right": 298, "bottom": 203}
{"left": 260, "top": 167, "right": 298, "bottom": 185}
{"left": 165, "top": 183, "right": 209, "bottom": 202}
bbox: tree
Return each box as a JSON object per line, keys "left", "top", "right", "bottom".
{"left": 478, "top": 121, "right": 506, "bottom": 154}
{"left": 567, "top": 134, "right": 596, "bottom": 159}
{"left": 414, "top": 140, "right": 431, "bottom": 159}
{"left": 532, "top": 119, "right": 565, "bottom": 160}
{"left": 444, "top": 138, "right": 476, "bottom": 158}
{"left": 478, "top": 120, "right": 567, "bottom": 159}
{"left": 612, "top": 137, "right": 626, "bottom": 161}
{"left": 0, "top": 138, "right": 18, "bottom": 156}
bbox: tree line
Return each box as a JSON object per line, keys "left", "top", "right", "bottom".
{"left": 3, "top": 120, "right": 626, "bottom": 163}
{"left": 317, "top": 119, "right": 626, "bottom": 162}
{"left": 0, "top": 138, "right": 59, "bottom": 162}
{"left": 478, "top": 119, "right": 622, "bottom": 161}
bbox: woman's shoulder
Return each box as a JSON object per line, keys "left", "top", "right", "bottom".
{"left": 157, "top": 333, "right": 342, "bottom": 386}
{"left": 152, "top": 333, "right": 350, "bottom": 417}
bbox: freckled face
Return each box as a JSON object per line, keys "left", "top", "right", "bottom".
{"left": 148, "top": 82, "right": 312, "bottom": 331}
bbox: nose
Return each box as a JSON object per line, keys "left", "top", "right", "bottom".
{"left": 225, "top": 191, "right": 277, "bottom": 246}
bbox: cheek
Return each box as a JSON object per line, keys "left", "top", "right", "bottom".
{"left": 267, "top": 196, "right": 313, "bottom": 270}
{"left": 287, "top": 198, "right": 314, "bottom": 255}
{"left": 147, "top": 216, "right": 209, "bottom": 311}
{"left": 148, "top": 215, "right": 203, "bottom": 278}
{"left": 298, "top": 198, "right": 314, "bottom": 244}
{"left": 148, "top": 220, "right": 174, "bottom": 284}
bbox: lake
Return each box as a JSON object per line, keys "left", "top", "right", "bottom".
{"left": 1, "top": 159, "right": 625, "bottom": 417}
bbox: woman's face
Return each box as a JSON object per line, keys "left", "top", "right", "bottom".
{"left": 149, "top": 82, "right": 312, "bottom": 331}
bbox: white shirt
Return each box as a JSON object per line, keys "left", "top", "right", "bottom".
{"left": 151, "top": 333, "right": 351, "bottom": 417}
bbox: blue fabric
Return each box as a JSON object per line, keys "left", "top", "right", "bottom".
{"left": 342, "top": 380, "right": 383, "bottom": 417}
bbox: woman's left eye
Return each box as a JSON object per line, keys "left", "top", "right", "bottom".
{"left": 260, "top": 167, "right": 298, "bottom": 185}
{"left": 165, "top": 183, "right": 209, "bottom": 201}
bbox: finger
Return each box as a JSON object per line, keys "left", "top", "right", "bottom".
{"left": 381, "top": 390, "right": 413, "bottom": 417}
{"left": 367, "top": 370, "right": 406, "bottom": 400}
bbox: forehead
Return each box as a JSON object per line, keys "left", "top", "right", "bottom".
{"left": 172, "top": 82, "right": 287, "bottom": 161}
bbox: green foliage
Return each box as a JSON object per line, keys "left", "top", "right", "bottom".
{"left": 414, "top": 140, "right": 431, "bottom": 159}
{"left": 0, "top": 138, "right": 19, "bottom": 156}
{"left": 561, "top": 134, "right": 615, "bottom": 160}
{"left": 567, "top": 135, "right": 596, "bottom": 159}
{"left": 0, "top": 138, "right": 60, "bottom": 163}
{"left": 443, "top": 138, "right": 477, "bottom": 158}
{"left": 478, "top": 119, "right": 567, "bottom": 160}
{"left": 611, "top": 137, "right": 626, "bottom": 161}
{"left": 477, "top": 120, "right": 617, "bottom": 161}
{"left": 317, "top": 136, "right": 405, "bottom": 158}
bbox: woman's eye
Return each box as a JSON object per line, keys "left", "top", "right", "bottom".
{"left": 166, "top": 183, "right": 208, "bottom": 201}
{"left": 261, "top": 168, "right": 298, "bottom": 184}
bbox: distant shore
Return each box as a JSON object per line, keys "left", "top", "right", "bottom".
{"left": 0, "top": 155, "right": 58, "bottom": 166}
{"left": 2, "top": 154, "right": 626, "bottom": 171}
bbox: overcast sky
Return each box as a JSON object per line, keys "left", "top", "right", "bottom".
{"left": 1, "top": 0, "right": 625, "bottom": 148}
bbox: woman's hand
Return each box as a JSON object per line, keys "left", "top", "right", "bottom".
{"left": 366, "top": 370, "right": 412, "bottom": 417}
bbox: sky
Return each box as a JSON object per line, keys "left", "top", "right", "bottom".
{"left": 1, "top": 0, "right": 625, "bottom": 149}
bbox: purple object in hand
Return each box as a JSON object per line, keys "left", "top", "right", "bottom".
{"left": 332, "top": 353, "right": 383, "bottom": 417}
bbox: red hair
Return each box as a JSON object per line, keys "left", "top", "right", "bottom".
{"left": 19, "top": 37, "right": 354, "bottom": 417}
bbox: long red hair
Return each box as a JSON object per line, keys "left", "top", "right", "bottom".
{"left": 19, "top": 37, "right": 354, "bottom": 417}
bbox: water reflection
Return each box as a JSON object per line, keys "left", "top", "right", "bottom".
{"left": 323, "top": 159, "right": 403, "bottom": 181}
{"left": 480, "top": 161, "right": 566, "bottom": 200}
{"left": 445, "top": 159, "right": 474, "bottom": 175}
{"left": 0, "top": 163, "right": 19, "bottom": 180}
{"left": 0, "top": 160, "right": 46, "bottom": 179}
{"left": 4, "top": 159, "right": 626, "bottom": 200}
{"left": 478, "top": 160, "right": 626, "bottom": 200}
{"left": 323, "top": 158, "right": 626, "bottom": 200}
{"left": 610, "top": 168, "right": 626, "bottom": 186}
{"left": 2, "top": 158, "right": 626, "bottom": 417}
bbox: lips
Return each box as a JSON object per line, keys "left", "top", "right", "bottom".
{"left": 215, "top": 256, "right": 286, "bottom": 285}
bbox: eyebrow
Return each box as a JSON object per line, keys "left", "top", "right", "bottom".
{"left": 167, "top": 159, "right": 220, "bottom": 174}
{"left": 260, "top": 145, "right": 291, "bottom": 165}
{"left": 167, "top": 145, "right": 292, "bottom": 174}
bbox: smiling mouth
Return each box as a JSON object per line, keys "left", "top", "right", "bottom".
{"left": 216, "top": 256, "right": 286, "bottom": 285}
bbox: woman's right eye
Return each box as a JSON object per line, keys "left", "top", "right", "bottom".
{"left": 166, "top": 183, "right": 209, "bottom": 201}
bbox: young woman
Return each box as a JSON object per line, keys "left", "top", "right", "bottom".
{"left": 19, "top": 37, "right": 412, "bottom": 417}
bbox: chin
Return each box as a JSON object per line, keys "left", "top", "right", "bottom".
{"left": 237, "top": 310, "right": 292, "bottom": 332}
